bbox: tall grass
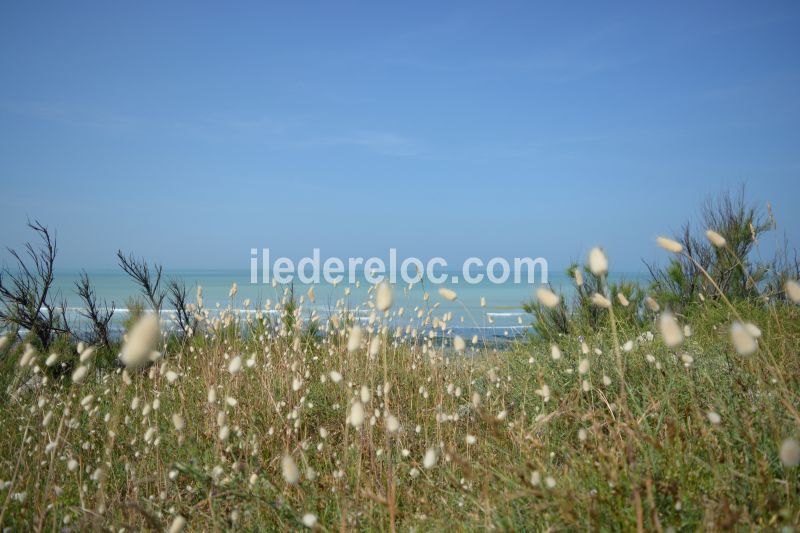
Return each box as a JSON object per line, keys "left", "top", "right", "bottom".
{"left": 1, "top": 196, "right": 799, "bottom": 530}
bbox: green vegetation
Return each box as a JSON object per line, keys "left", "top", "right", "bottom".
{"left": 1, "top": 192, "right": 799, "bottom": 530}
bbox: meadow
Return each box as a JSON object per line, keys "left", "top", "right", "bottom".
{"left": 1, "top": 194, "right": 799, "bottom": 531}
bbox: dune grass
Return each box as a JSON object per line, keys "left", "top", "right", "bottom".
{"left": 1, "top": 264, "right": 799, "bottom": 531}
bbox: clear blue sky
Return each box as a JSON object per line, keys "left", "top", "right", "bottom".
{"left": 1, "top": 2, "right": 798, "bottom": 271}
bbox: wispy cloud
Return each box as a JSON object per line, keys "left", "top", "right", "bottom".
{"left": 0, "top": 99, "right": 424, "bottom": 157}
{"left": 0, "top": 100, "right": 142, "bottom": 130}
{"left": 307, "top": 131, "right": 422, "bottom": 157}
{"left": 0, "top": 100, "right": 293, "bottom": 141}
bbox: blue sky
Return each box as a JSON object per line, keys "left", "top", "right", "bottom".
{"left": 1, "top": 2, "right": 798, "bottom": 271}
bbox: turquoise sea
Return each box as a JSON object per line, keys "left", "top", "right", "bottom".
{"left": 47, "top": 269, "right": 650, "bottom": 339}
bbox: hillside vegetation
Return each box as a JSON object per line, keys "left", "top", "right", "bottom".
{"left": 1, "top": 192, "right": 799, "bottom": 531}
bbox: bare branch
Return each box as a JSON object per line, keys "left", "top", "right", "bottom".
{"left": 166, "top": 278, "right": 196, "bottom": 336}
{"left": 116, "top": 251, "right": 165, "bottom": 313}
{"left": 0, "top": 221, "right": 69, "bottom": 349}
{"left": 74, "top": 271, "right": 115, "bottom": 350}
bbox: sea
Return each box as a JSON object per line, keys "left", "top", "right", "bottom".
{"left": 45, "top": 269, "right": 651, "bottom": 340}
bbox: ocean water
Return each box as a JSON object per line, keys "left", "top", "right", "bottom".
{"left": 48, "top": 269, "right": 650, "bottom": 339}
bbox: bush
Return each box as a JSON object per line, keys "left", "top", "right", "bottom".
{"left": 647, "top": 188, "right": 779, "bottom": 309}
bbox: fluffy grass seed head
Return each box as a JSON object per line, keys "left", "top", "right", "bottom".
{"left": 228, "top": 356, "right": 242, "bottom": 374}
{"left": 659, "top": 312, "right": 684, "bottom": 347}
{"left": 302, "top": 514, "right": 318, "bottom": 528}
{"left": 423, "top": 448, "right": 438, "bottom": 469}
{"left": 536, "top": 287, "right": 560, "bottom": 308}
{"left": 591, "top": 293, "right": 611, "bottom": 308}
{"left": 588, "top": 247, "right": 608, "bottom": 276}
{"left": 168, "top": 516, "right": 187, "bottom": 533}
{"left": 376, "top": 282, "right": 393, "bottom": 311}
{"left": 369, "top": 336, "right": 381, "bottom": 358}
{"left": 349, "top": 401, "right": 365, "bottom": 428}
{"left": 172, "top": 414, "right": 185, "bottom": 431}
{"left": 79, "top": 346, "right": 95, "bottom": 363}
{"left": 453, "top": 335, "right": 466, "bottom": 352}
{"left": 347, "top": 325, "right": 362, "bottom": 353}
{"left": 72, "top": 365, "right": 89, "bottom": 384}
{"left": 120, "top": 314, "right": 160, "bottom": 369}
{"left": 19, "top": 345, "right": 35, "bottom": 367}
{"left": 282, "top": 454, "right": 300, "bottom": 484}
{"left": 705, "top": 229, "right": 727, "bottom": 248}
{"left": 730, "top": 321, "right": 758, "bottom": 355}
{"left": 550, "top": 344, "right": 562, "bottom": 360}
{"left": 623, "top": 340, "right": 634, "bottom": 352}
{"left": 786, "top": 279, "right": 800, "bottom": 304}
{"left": 780, "top": 438, "right": 800, "bottom": 467}
{"left": 438, "top": 287, "right": 457, "bottom": 301}
{"left": 656, "top": 236, "right": 683, "bottom": 253}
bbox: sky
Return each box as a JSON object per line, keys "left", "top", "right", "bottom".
{"left": 1, "top": 1, "right": 799, "bottom": 272}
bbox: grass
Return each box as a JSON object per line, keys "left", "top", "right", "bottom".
{"left": 1, "top": 265, "right": 799, "bottom": 530}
